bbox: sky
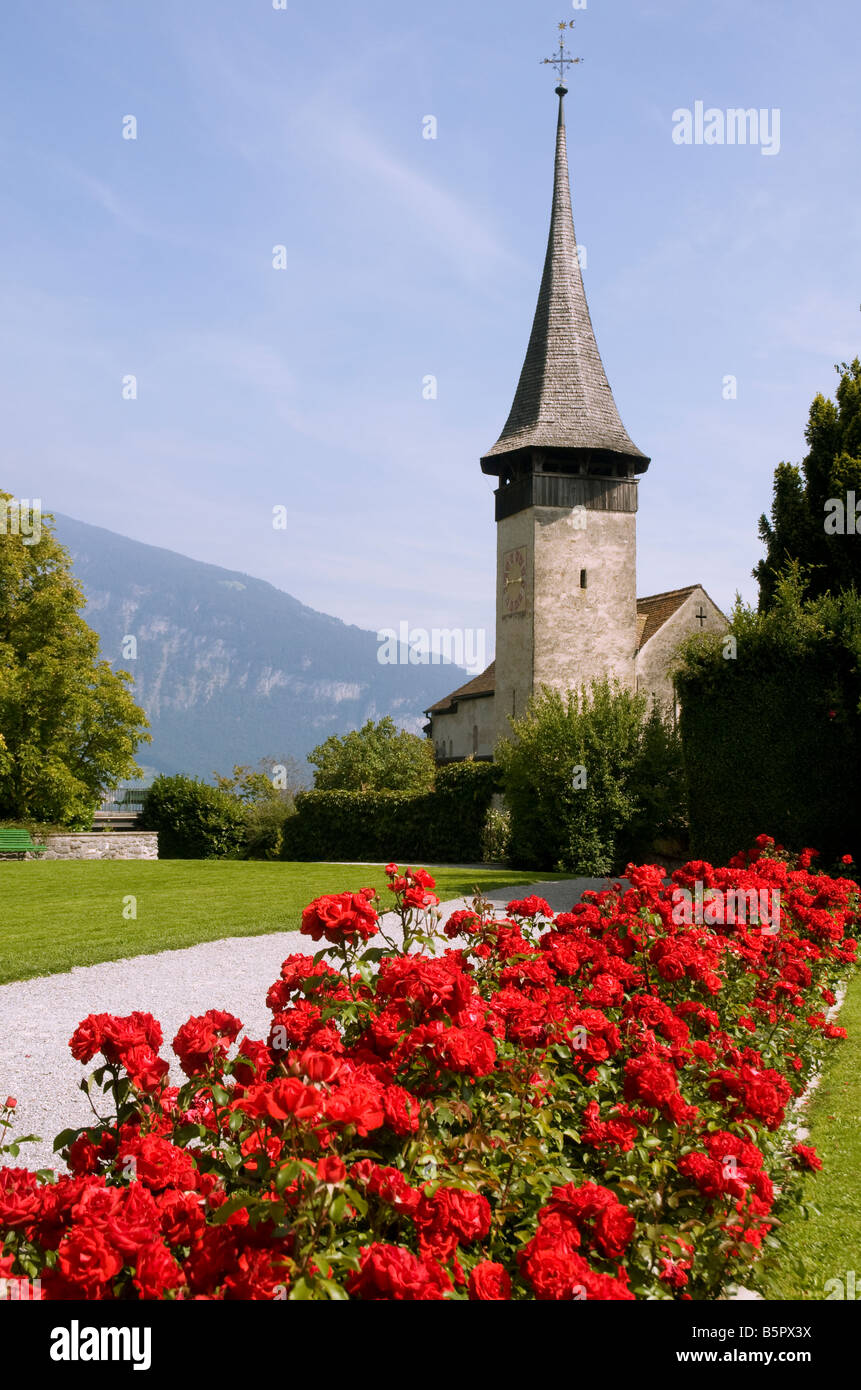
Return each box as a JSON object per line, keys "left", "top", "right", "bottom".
{"left": 2, "top": 0, "right": 860, "bottom": 658}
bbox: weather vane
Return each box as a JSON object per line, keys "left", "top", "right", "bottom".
{"left": 541, "top": 20, "right": 583, "bottom": 91}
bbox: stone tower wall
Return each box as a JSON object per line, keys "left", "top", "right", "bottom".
{"left": 494, "top": 503, "right": 637, "bottom": 744}
{"left": 494, "top": 509, "right": 535, "bottom": 744}
{"left": 533, "top": 506, "right": 637, "bottom": 695}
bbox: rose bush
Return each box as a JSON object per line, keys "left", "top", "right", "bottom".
{"left": 0, "top": 839, "right": 857, "bottom": 1300}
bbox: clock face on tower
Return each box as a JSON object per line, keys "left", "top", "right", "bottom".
{"left": 502, "top": 546, "right": 527, "bottom": 613}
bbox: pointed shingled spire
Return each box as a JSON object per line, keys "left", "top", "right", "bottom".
{"left": 481, "top": 87, "right": 649, "bottom": 475}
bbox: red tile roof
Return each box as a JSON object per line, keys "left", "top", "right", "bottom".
{"left": 426, "top": 662, "right": 496, "bottom": 714}
{"left": 635, "top": 586, "right": 701, "bottom": 650}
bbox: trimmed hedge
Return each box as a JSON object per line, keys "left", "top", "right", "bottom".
{"left": 676, "top": 581, "right": 861, "bottom": 866}
{"left": 281, "top": 761, "right": 500, "bottom": 863}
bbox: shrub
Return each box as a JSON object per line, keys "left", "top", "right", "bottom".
{"left": 676, "top": 571, "right": 861, "bottom": 866}
{"left": 140, "top": 775, "right": 247, "bottom": 859}
{"left": 496, "top": 681, "right": 685, "bottom": 875}
{"left": 2, "top": 843, "right": 856, "bottom": 1301}
{"left": 241, "top": 799, "right": 289, "bottom": 861}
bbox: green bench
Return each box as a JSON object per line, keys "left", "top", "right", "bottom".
{"left": 0, "top": 828, "right": 48, "bottom": 859}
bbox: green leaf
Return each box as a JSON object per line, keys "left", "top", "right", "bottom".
{"left": 318, "top": 1279, "right": 349, "bottom": 1301}
{"left": 210, "top": 1192, "right": 255, "bottom": 1225}
{"left": 288, "top": 1277, "right": 315, "bottom": 1300}
{"left": 53, "top": 1128, "right": 82, "bottom": 1153}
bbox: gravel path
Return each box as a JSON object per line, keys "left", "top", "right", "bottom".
{"left": 1, "top": 878, "right": 602, "bottom": 1172}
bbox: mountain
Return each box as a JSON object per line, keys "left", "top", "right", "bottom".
{"left": 52, "top": 514, "right": 466, "bottom": 781}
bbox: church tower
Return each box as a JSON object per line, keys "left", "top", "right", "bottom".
{"left": 481, "top": 64, "right": 650, "bottom": 744}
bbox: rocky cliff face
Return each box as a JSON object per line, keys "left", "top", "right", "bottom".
{"left": 54, "top": 514, "right": 463, "bottom": 779}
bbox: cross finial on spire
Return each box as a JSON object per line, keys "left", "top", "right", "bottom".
{"left": 541, "top": 20, "right": 582, "bottom": 94}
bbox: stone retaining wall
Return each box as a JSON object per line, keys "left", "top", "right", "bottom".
{"left": 29, "top": 833, "right": 159, "bottom": 861}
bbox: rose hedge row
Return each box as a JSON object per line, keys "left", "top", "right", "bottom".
{"left": 0, "top": 837, "right": 856, "bottom": 1300}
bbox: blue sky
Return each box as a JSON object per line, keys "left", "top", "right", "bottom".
{"left": 2, "top": 0, "right": 859, "bottom": 654}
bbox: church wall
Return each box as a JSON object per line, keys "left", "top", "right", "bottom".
{"left": 635, "top": 588, "right": 727, "bottom": 715}
{"left": 533, "top": 506, "right": 638, "bottom": 698}
{"left": 431, "top": 694, "right": 496, "bottom": 761}
{"left": 494, "top": 509, "right": 535, "bottom": 744}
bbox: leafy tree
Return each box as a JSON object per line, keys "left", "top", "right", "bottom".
{"left": 0, "top": 495, "right": 149, "bottom": 825}
{"left": 756, "top": 359, "right": 861, "bottom": 607}
{"left": 496, "top": 681, "right": 684, "bottom": 875}
{"left": 308, "top": 717, "right": 435, "bottom": 792}
{"left": 213, "top": 756, "right": 304, "bottom": 805}
{"left": 213, "top": 756, "right": 305, "bottom": 860}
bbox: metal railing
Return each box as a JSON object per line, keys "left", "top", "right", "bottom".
{"left": 97, "top": 788, "right": 148, "bottom": 815}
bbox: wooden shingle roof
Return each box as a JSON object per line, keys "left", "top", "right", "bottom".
{"left": 481, "top": 91, "right": 649, "bottom": 474}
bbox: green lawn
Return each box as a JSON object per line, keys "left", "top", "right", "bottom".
{"left": 0, "top": 860, "right": 568, "bottom": 984}
{"left": 756, "top": 968, "right": 861, "bottom": 1300}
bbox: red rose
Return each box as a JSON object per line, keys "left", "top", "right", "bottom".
{"left": 382, "top": 1084, "right": 420, "bottom": 1135}
{"left": 132, "top": 1240, "right": 186, "bottom": 1298}
{"left": 402, "top": 884, "right": 440, "bottom": 910}
{"left": 594, "top": 1203, "right": 636, "bottom": 1259}
{"left": 624, "top": 1055, "right": 679, "bottom": 1111}
{"left": 297, "top": 1049, "right": 342, "bottom": 1083}
{"left": 232, "top": 1038, "right": 273, "bottom": 1086}
{"left": 415, "top": 1187, "right": 492, "bottom": 1261}
{"left": 519, "top": 1240, "right": 634, "bottom": 1301}
{"left": 404, "top": 867, "right": 436, "bottom": 890}
{"left": 507, "top": 895, "right": 552, "bottom": 919}
{"left": 172, "top": 1009, "right": 242, "bottom": 1079}
{"left": 157, "top": 1189, "right": 206, "bottom": 1247}
{"left": 324, "top": 1081, "right": 385, "bottom": 1135}
{"left": 354, "top": 1163, "right": 422, "bottom": 1213}
{"left": 301, "top": 890, "right": 379, "bottom": 946}
{"left": 69, "top": 1013, "right": 109, "bottom": 1063}
{"left": 67, "top": 1133, "right": 101, "bottom": 1176}
{"left": 468, "top": 1261, "right": 512, "bottom": 1300}
{"left": 233, "top": 1078, "right": 321, "bottom": 1123}
{"left": 347, "top": 1243, "right": 450, "bottom": 1301}
{"left": 444, "top": 909, "right": 481, "bottom": 940}
{"left": 184, "top": 1226, "right": 239, "bottom": 1295}
{"left": 122, "top": 1045, "right": 169, "bottom": 1092}
{"left": 792, "top": 1143, "right": 822, "bottom": 1172}
{"left": 73, "top": 1181, "right": 159, "bottom": 1257}
{"left": 117, "top": 1134, "right": 197, "bottom": 1192}
{"left": 317, "top": 1156, "right": 347, "bottom": 1184}
{"left": 223, "top": 1248, "right": 290, "bottom": 1300}
{"left": 0, "top": 1167, "right": 42, "bottom": 1228}
{"left": 57, "top": 1227, "right": 123, "bottom": 1297}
